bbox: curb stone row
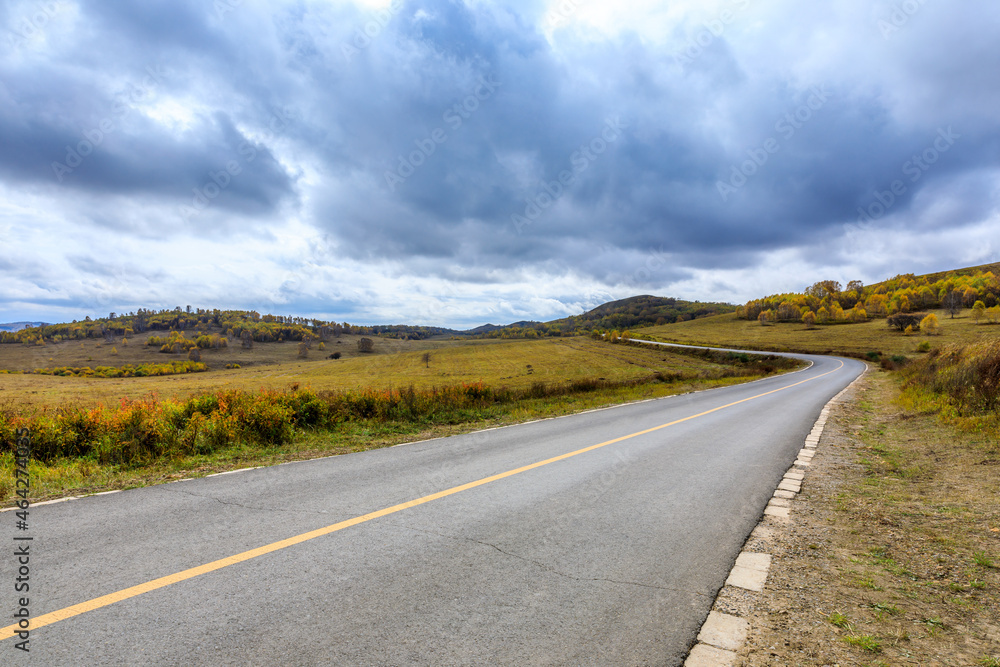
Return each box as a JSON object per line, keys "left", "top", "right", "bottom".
{"left": 684, "top": 365, "right": 868, "bottom": 667}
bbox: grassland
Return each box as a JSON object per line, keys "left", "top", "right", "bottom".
{"left": 640, "top": 308, "right": 998, "bottom": 358}
{"left": 1, "top": 335, "right": 744, "bottom": 409}
{"left": 0, "top": 327, "right": 424, "bottom": 373}
{"left": 0, "top": 334, "right": 802, "bottom": 502}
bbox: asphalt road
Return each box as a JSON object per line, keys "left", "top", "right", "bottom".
{"left": 3, "top": 349, "right": 864, "bottom": 666}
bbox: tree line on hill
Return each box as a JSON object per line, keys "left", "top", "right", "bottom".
{"left": 474, "top": 296, "right": 735, "bottom": 339}
{"left": 738, "top": 267, "right": 1000, "bottom": 327}
{"left": 0, "top": 306, "right": 456, "bottom": 347}
{"left": 2, "top": 297, "right": 738, "bottom": 347}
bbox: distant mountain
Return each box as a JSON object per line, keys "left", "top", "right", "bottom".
{"left": 472, "top": 296, "right": 736, "bottom": 338}
{"left": 551, "top": 295, "right": 736, "bottom": 331}
{"left": 463, "top": 321, "right": 541, "bottom": 335}
{"left": 0, "top": 296, "right": 737, "bottom": 343}
{"left": 0, "top": 321, "right": 49, "bottom": 332}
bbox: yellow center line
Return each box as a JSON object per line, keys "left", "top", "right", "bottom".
{"left": 1, "top": 359, "right": 846, "bottom": 640}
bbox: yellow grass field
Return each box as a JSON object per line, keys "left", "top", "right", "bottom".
{"left": 0, "top": 336, "right": 730, "bottom": 409}
{"left": 640, "top": 309, "right": 998, "bottom": 357}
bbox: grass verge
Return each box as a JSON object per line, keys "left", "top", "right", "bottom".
{"left": 742, "top": 367, "right": 1000, "bottom": 666}
{"left": 641, "top": 309, "right": 997, "bottom": 359}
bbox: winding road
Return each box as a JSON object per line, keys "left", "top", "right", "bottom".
{"left": 3, "top": 345, "right": 865, "bottom": 665}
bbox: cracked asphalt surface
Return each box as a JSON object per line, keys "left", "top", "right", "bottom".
{"left": 8, "top": 352, "right": 864, "bottom": 665}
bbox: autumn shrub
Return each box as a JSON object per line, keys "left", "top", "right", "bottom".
{"left": 31, "top": 361, "right": 207, "bottom": 378}
{"left": 339, "top": 388, "right": 391, "bottom": 420}
{"left": 230, "top": 392, "right": 294, "bottom": 445}
{"left": 284, "top": 388, "right": 328, "bottom": 427}
{"left": 183, "top": 392, "right": 220, "bottom": 419}
{"left": 527, "top": 382, "right": 550, "bottom": 399}
{"left": 461, "top": 382, "right": 492, "bottom": 402}
{"left": 569, "top": 378, "right": 604, "bottom": 392}
{"left": 905, "top": 341, "right": 1000, "bottom": 414}
{"left": 201, "top": 412, "right": 239, "bottom": 453}
{"left": 195, "top": 334, "right": 227, "bottom": 349}
{"left": 1, "top": 348, "right": 804, "bottom": 468}
{"left": 106, "top": 397, "right": 175, "bottom": 464}
{"left": 149, "top": 331, "right": 198, "bottom": 354}
{"left": 887, "top": 313, "right": 924, "bottom": 332}
{"left": 178, "top": 411, "right": 209, "bottom": 454}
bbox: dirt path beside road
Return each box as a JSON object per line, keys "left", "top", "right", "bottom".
{"left": 736, "top": 370, "right": 1000, "bottom": 666}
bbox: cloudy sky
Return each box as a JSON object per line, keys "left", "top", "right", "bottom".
{"left": 1, "top": 0, "right": 998, "bottom": 328}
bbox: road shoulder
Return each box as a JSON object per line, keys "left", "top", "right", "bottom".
{"left": 707, "top": 369, "right": 1000, "bottom": 665}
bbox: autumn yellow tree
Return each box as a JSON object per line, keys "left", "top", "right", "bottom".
{"left": 864, "top": 294, "right": 888, "bottom": 318}
{"left": 777, "top": 301, "right": 801, "bottom": 321}
{"left": 916, "top": 285, "right": 935, "bottom": 309}
{"left": 972, "top": 300, "right": 987, "bottom": 323}
{"left": 802, "top": 310, "right": 816, "bottom": 329}
{"left": 920, "top": 313, "right": 939, "bottom": 335}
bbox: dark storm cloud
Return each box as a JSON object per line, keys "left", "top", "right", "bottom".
{"left": 2, "top": 0, "right": 999, "bottom": 325}
{"left": 78, "top": 0, "right": 222, "bottom": 53}
{"left": 291, "top": 0, "right": 1000, "bottom": 280}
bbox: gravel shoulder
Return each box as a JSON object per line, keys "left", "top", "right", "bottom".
{"left": 732, "top": 369, "right": 1000, "bottom": 666}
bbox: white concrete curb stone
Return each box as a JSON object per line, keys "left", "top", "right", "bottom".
{"left": 683, "top": 363, "right": 868, "bottom": 666}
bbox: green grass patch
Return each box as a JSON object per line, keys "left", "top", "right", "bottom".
{"left": 842, "top": 633, "right": 882, "bottom": 652}
{"left": 973, "top": 551, "right": 997, "bottom": 569}
{"left": 868, "top": 602, "right": 902, "bottom": 616}
{"left": 828, "top": 612, "right": 853, "bottom": 629}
